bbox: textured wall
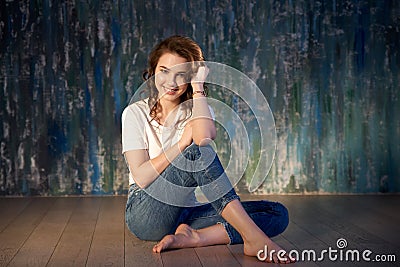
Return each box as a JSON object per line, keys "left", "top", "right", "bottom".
{"left": 0, "top": 0, "right": 399, "bottom": 195}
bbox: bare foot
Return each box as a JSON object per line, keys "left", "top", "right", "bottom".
{"left": 244, "top": 237, "right": 295, "bottom": 264}
{"left": 153, "top": 224, "right": 201, "bottom": 253}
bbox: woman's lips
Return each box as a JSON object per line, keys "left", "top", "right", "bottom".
{"left": 164, "top": 87, "right": 179, "bottom": 95}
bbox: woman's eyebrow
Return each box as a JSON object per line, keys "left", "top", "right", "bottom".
{"left": 159, "top": 66, "right": 187, "bottom": 74}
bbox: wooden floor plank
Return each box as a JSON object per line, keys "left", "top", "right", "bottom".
{"left": 0, "top": 195, "right": 398, "bottom": 266}
{"left": 125, "top": 225, "right": 162, "bottom": 267}
{"left": 86, "top": 197, "right": 125, "bottom": 266}
{"left": 274, "top": 196, "right": 352, "bottom": 247}
{"left": 0, "top": 198, "right": 55, "bottom": 267}
{"left": 46, "top": 197, "right": 102, "bottom": 267}
{"left": 277, "top": 195, "right": 398, "bottom": 267}
{"left": 161, "top": 248, "right": 202, "bottom": 267}
{"left": 313, "top": 196, "right": 399, "bottom": 267}
{"left": 276, "top": 196, "right": 358, "bottom": 266}
{"left": 345, "top": 195, "right": 400, "bottom": 221}
{"left": 336, "top": 195, "right": 400, "bottom": 247}
{"left": 310, "top": 196, "right": 400, "bottom": 251}
{"left": 7, "top": 197, "right": 78, "bottom": 267}
{"left": 0, "top": 198, "right": 31, "bottom": 233}
{"left": 195, "top": 245, "right": 241, "bottom": 267}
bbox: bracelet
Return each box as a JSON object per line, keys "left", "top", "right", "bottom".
{"left": 192, "top": 90, "right": 207, "bottom": 97}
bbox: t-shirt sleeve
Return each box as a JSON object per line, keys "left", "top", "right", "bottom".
{"left": 121, "top": 105, "right": 148, "bottom": 154}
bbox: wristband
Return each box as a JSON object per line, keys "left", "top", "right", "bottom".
{"left": 192, "top": 90, "right": 207, "bottom": 97}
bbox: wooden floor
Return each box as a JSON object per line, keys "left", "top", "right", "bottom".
{"left": 0, "top": 195, "right": 399, "bottom": 267}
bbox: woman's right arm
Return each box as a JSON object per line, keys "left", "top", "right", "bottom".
{"left": 124, "top": 123, "right": 193, "bottom": 189}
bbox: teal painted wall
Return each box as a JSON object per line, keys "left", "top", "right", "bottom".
{"left": 0, "top": 0, "right": 399, "bottom": 195}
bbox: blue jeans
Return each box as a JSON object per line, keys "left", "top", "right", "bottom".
{"left": 125, "top": 144, "right": 289, "bottom": 244}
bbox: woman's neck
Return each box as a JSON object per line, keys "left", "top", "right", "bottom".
{"left": 158, "top": 98, "right": 180, "bottom": 125}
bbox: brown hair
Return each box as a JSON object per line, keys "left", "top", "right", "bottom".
{"left": 142, "top": 35, "right": 206, "bottom": 125}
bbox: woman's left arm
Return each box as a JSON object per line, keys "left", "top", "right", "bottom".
{"left": 190, "top": 66, "right": 216, "bottom": 146}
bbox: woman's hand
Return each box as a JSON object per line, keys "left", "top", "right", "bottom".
{"left": 191, "top": 66, "right": 209, "bottom": 90}
{"left": 178, "top": 122, "right": 193, "bottom": 151}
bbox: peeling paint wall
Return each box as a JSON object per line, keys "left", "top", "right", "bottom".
{"left": 0, "top": 0, "right": 399, "bottom": 195}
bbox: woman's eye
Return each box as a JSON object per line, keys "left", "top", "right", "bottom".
{"left": 177, "top": 73, "right": 189, "bottom": 80}
{"left": 160, "top": 69, "right": 168, "bottom": 74}
{"left": 177, "top": 73, "right": 189, "bottom": 82}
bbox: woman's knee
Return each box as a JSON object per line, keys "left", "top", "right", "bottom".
{"left": 133, "top": 229, "right": 168, "bottom": 241}
{"left": 126, "top": 217, "right": 170, "bottom": 241}
{"left": 182, "top": 143, "right": 201, "bottom": 159}
{"left": 182, "top": 143, "right": 216, "bottom": 160}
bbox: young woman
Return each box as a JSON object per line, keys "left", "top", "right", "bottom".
{"left": 122, "top": 35, "right": 294, "bottom": 264}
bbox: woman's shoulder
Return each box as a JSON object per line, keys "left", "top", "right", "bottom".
{"left": 122, "top": 99, "right": 150, "bottom": 116}
{"left": 121, "top": 99, "right": 152, "bottom": 128}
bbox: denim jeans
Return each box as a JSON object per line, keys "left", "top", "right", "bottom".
{"left": 125, "top": 144, "right": 289, "bottom": 244}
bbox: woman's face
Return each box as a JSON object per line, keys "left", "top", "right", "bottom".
{"left": 155, "top": 53, "right": 190, "bottom": 102}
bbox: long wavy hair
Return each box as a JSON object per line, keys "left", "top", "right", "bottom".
{"left": 142, "top": 35, "right": 206, "bottom": 126}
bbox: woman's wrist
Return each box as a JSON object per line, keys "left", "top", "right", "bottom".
{"left": 192, "top": 90, "right": 206, "bottom": 97}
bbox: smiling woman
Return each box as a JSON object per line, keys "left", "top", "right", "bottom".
{"left": 121, "top": 35, "right": 295, "bottom": 264}
{"left": 156, "top": 54, "right": 189, "bottom": 100}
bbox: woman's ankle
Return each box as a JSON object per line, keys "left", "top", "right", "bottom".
{"left": 237, "top": 224, "right": 266, "bottom": 243}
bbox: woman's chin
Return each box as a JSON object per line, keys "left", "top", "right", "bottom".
{"left": 159, "top": 93, "right": 181, "bottom": 103}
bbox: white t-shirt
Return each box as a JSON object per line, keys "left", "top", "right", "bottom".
{"left": 122, "top": 98, "right": 214, "bottom": 185}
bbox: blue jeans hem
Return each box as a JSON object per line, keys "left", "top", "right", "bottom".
{"left": 216, "top": 193, "right": 240, "bottom": 214}
{"left": 218, "top": 222, "right": 233, "bottom": 245}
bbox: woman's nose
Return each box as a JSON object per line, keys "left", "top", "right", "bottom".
{"left": 165, "top": 74, "right": 177, "bottom": 87}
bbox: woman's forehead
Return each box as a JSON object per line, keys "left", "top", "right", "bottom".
{"left": 157, "top": 53, "right": 189, "bottom": 71}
